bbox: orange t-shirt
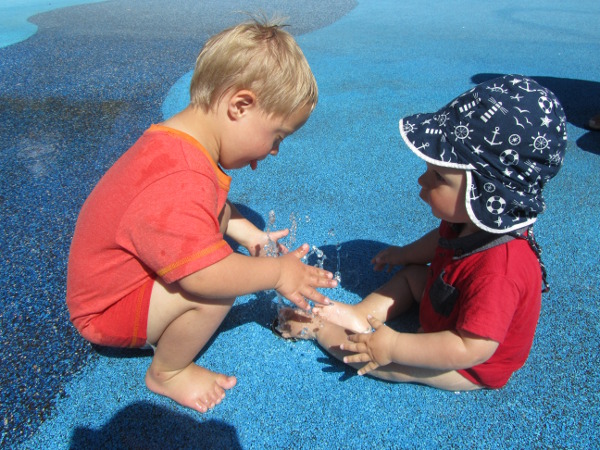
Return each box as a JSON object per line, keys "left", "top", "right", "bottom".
{"left": 67, "top": 125, "right": 233, "bottom": 345}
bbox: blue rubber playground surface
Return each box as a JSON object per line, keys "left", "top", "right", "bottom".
{"left": 1, "top": 1, "right": 599, "bottom": 448}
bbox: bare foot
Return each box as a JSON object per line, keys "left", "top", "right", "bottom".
{"left": 276, "top": 307, "right": 322, "bottom": 340}
{"left": 312, "top": 300, "right": 371, "bottom": 333}
{"left": 145, "top": 362, "right": 237, "bottom": 413}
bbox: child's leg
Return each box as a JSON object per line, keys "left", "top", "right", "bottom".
{"left": 144, "top": 278, "right": 237, "bottom": 413}
{"left": 313, "top": 265, "right": 428, "bottom": 333}
{"left": 316, "top": 323, "right": 480, "bottom": 390}
{"left": 277, "top": 265, "right": 480, "bottom": 391}
{"left": 277, "top": 310, "right": 480, "bottom": 391}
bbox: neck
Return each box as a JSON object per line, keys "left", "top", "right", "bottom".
{"left": 455, "top": 222, "right": 480, "bottom": 238}
{"left": 162, "top": 105, "right": 220, "bottom": 163}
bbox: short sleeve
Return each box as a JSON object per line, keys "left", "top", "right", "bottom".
{"left": 117, "top": 170, "right": 232, "bottom": 283}
{"left": 455, "top": 274, "right": 520, "bottom": 343}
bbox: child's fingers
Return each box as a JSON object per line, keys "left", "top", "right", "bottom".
{"left": 291, "top": 243, "right": 310, "bottom": 259}
{"left": 300, "top": 286, "right": 331, "bottom": 306}
{"left": 314, "top": 271, "right": 337, "bottom": 288}
{"left": 311, "top": 293, "right": 332, "bottom": 306}
{"left": 357, "top": 362, "right": 380, "bottom": 376}
{"left": 280, "top": 280, "right": 335, "bottom": 308}
{"left": 345, "top": 332, "right": 371, "bottom": 345}
{"left": 372, "top": 262, "right": 385, "bottom": 272}
{"left": 342, "top": 352, "right": 371, "bottom": 364}
{"left": 340, "top": 340, "right": 366, "bottom": 353}
{"left": 366, "top": 315, "right": 383, "bottom": 329}
{"left": 290, "top": 245, "right": 337, "bottom": 284}
{"left": 372, "top": 258, "right": 395, "bottom": 273}
{"left": 287, "top": 293, "right": 310, "bottom": 310}
{"left": 269, "top": 228, "right": 290, "bottom": 242}
{"left": 305, "top": 264, "right": 337, "bottom": 289}
{"left": 308, "top": 265, "right": 334, "bottom": 280}
{"left": 278, "top": 245, "right": 337, "bottom": 307}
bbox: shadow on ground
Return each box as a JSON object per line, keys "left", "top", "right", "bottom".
{"left": 69, "top": 402, "right": 242, "bottom": 450}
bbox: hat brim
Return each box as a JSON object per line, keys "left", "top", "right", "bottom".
{"left": 399, "top": 114, "right": 475, "bottom": 171}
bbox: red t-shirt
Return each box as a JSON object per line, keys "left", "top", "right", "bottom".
{"left": 67, "top": 125, "right": 233, "bottom": 338}
{"left": 420, "top": 221, "right": 542, "bottom": 388}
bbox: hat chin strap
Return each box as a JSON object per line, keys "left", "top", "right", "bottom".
{"left": 507, "top": 228, "right": 550, "bottom": 293}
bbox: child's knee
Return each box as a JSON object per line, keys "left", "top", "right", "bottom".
{"left": 399, "top": 265, "right": 428, "bottom": 301}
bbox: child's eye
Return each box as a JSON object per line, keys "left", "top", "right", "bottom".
{"left": 434, "top": 171, "right": 445, "bottom": 182}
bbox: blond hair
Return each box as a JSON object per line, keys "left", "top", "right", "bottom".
{"left": 190, "top": 17, "right": 318, "bottom": 117}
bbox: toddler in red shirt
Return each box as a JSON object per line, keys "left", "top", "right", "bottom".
{"left": 67, "top": 18, "right": 337, "bottom": 413}
{"left": 276, "top": 75, "right": 567, "bottom": 390}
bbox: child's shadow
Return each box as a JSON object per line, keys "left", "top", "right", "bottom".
{"left": 69, "top": 401, "right": 242, "bottom": 450}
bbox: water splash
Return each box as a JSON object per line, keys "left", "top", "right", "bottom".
{"left": 287, "top": 212, "right": 298, "bottom": 249}
{"left": 263, "top": 210, "right": 341, "bottom": 309}
{"left": 327, "top": 228, "right": 342, "bottom": 284}
{"left": 334, "top": 242, "right": 343, "bottom": 284}
{"left": 264, "top": 210, "right": 298, "bottom": 258}
{"left": 264, "top": 210, "right": 279, "bottom": 258}
{"left": 302, "top": 245, "right": 326, "bottom": 269}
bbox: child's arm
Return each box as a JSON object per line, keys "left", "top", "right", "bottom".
{"left": 341, "top": 316, "right": 498, "bottom": 374}
{"left": 179, "top": 243, "right": 336, "bottom": 309}
{"left": 222, "top": 202, "right": 288, "bottom": 256}
{"left": 372, "top": 228, "right": 439, "bottom": 272}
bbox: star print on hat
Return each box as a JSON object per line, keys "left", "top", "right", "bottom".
{"left": 399, "top": 74, "right": 567, "bottom": 234}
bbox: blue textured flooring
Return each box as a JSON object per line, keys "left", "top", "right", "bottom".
{"left": 1, "top": 1, "right": 599, "bottom": 448}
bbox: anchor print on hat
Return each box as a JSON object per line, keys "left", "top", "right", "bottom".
{"left": 399, "top": 74, "right": 567, "bottom": 234}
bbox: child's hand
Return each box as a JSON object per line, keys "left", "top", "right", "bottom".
{"left": 371, "top": 246, "right": 405, "bottom": 272}
{"left": 341, "top": 315, "right": 395, "bottom": 375}
{"left": 276, "top": 244, "right": 337, "bottom": 309}
{"left": 244, "top": 228, "right": 290, "bottom": 257}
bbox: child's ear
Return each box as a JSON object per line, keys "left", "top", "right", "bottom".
{"left": 228, "top": 90, "right": 257, "bottom": 119}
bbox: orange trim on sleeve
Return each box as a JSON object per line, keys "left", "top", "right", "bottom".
{"left": 147, "top": 124, "right": 231, "bottom": 191}
{"left": 157, "top": 240, "right": 229, "bottom": 278}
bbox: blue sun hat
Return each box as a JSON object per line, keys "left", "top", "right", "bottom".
{"left": 400, "top": 74, "right": 567, "bottom": 234}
